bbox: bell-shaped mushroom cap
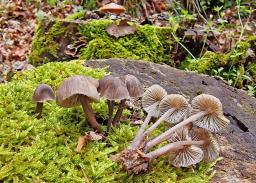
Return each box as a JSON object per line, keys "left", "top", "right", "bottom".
{"left": 98, "top": 75, "right": 129, "bottom": 101}
{"left": 168, "top": 128, "right": 203, "bottom": 167}
{"left": 190, "top": 127, "right": 220, "bottom": 162}
{"left": 142, "top": 84, "right": 167, "bottom": 117}
{"left": 56, "top": 76, "right": 100, "bottom": 107}
{"left": 32, "top": 84, "right": 55, "bottom": 103}
{"left": 191, "top": 94, "right": 230, "bottom": 132}
{"left": 159, "top": 94, "right": 190, "bottom": 124}
{"left": 121, "top": 74, "right": 143, "bottom": 98}
{"left": 99, "top": 3, "right": 126, "bottom": 14}
{"left": 169, "top": 145, "right": 204, "bottom": 167}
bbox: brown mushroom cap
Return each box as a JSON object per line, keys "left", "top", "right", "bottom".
{"left": 32, "top": 84, "right": 55, "bottom": 103}
{"left": 190, "top": 94, "right": 230, "bottom": 132}
{"left": 190, "top": 127, "right": 220, "bottom": 162}
{"left": 159, "top": 94, "right": 189, "bottom": 124}
{"left": 142, "top": 84, "right": 167, "bottom": 118}
{"left": 120, "top": 74, "right": 143, "bottom": 98}
{"left": 99, "top": 3, "right": 126, "bottom": 14}
{"left": 168, "top": 128, "right": 204, "bottom": 167}
{"left": 98, "top": 75, "right": 129, "bottom": 101}
{"left": 56, "top": 76, "right": 100, "bottom": 107}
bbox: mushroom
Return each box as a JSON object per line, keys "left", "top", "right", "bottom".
{"left": 114, "top": 128, "right": 204, "bottom": 174}
{"left": 98, "top": 75, "right": 129, "bottom": 131}
{"left": 167, "top": 128, "right": 203, "bottom": 167}
{"left": 190, "top": 127, "right": 220, "bottom": 161}
{"left": 145, "top": 128, "right": 204, "bottom": 162}
{"left": 56, "top": 76, "right": 102, "bottom": 132}
{"left": 143, "top": 94, "right": 190, "bottom": 136}
{"left": 99, "top": 2, "right": 126, "bottom": 14}
{"left": 32, "top": 84, "right": 55, "bottom": 119}
{"left": 112, "top": 74, "right": 143, "bottom": 127}
{"left": 145, "top": 94, "right": 229, "bottom": 151}
{"left": 130, "top": 84, "right": 167, "bottom": 150}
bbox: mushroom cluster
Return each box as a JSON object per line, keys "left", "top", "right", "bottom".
{"left": 32, "top": 74, "right": 143, "bottom": 133}
{"left": 114, "top": 85, "right": 230, "bottom": 174}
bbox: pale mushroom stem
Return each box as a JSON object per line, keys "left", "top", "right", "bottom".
{"left": 35, "top": 102, "right": 43, "bottom": 119}
{"left": 112, "top": 99, "right": 126, "bottom": 127}
{"left": 144, "top": 108, "right": 176, "bottom": 136}
{"left": 145, "top": 111, "right": 206, "bottom": 152}
{"left": 80, "top": 96, "right": 102, "bottom": 132}
{"left": 130, "top": 114, "right": 152, "bottom": 150}
{"left": 146, "top": 140, "right": 205, "bottom": 160}
{"left": 107, "top": 100, "right": 115, "bottom": 132}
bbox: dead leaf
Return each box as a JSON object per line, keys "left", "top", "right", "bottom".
{"left": 106, "top": 20, "right": 137, "bottom": 38}
{"left": 75, "top": 131, "right": 105, "bottom": 153}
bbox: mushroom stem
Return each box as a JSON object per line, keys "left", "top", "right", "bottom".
{"left": 35, "top": 102, "right": 43, "bottom": 119}
{"left": 144, "top": 108, "right": 176, "bottom": 136}
{"left": 145, "top": 111, "right": 206, "bottom": 152}
{"left": 107, "top": 100, "right": 115, "bottom": 132}
{"left": 112, "top": 99, "right": 126, "bottom": 127}
{"left": 130, "top": 114, "right": 152, "bottom": 150}
{"left": 80, "top": 96, "right": 102, "bottom": 132}
{"left": 146, "top": 140, "right": 205, "bottom": 160}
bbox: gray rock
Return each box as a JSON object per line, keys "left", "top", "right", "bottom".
{"left": 86, "top": 59, "right": 256, "bottom": 182}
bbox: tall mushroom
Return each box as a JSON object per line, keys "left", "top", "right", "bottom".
{"left": 98, "top": 75, "right": 129, "bottom": 131}
{"left": 32, "top": 84, "right": 55, "bottom": 119}
{"left": 130, "top": 84, "right": 167, "bottom": 150}
{"left": 145, "top": 94, "right": 230, "bottom": 151}
{"left": 56, "top": 75, "right": 102, "bottom": 132}
{"left": 112, "top": 74, "right": 143, "bottom": 127}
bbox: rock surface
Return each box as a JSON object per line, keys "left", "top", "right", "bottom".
{"left": 86, "top": 59, "right": 256, "bottom": 183}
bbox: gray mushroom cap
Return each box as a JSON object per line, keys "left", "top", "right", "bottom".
{"left": 190, "top": 94, "right": 230, "bottom": 132}
{"left": 168, "top": 128, "right": 204, "bottom": 167}
{"left": 190, "top": 127, "right": 220, "bottom": 162}
{"left": 142, "top": 84, "right": 167, "bottom": 118}
{"left": 56, "top": 75, "right": 100, "bottom": 107}
{"left": 32, "top": 84, "right": 55, "bottom": 103}
{"left": 120, "top": 74, "right": 143, "bottom": 98}
{"left": 98, "top": 75, "right": 130, "bottom": 101}
{"left": 159, "top": 94, "right": 190, "bottom": 124}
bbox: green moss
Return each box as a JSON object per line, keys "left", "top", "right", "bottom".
{"left": 29, "top": 20, "right": 69, "bottom": 65}
{"left": 29, "top": 19, "right": 175, "bottom": 66}
{"left": 0, "top": 60, "right": 214, "bottom": 182}
{"left": 180, "top": 51, "right": 225, "bottom": 73}
{"left": 78, "top": 20, "right": 174, "bottom": 64}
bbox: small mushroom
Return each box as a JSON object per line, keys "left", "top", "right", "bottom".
{"left": 112, "top": 74, "right": 143, "bottom": 127}
{"left": 32, "top": 84, "right": 55, "bottom": 119}
{"left": 56, "top": 76, "right": 102, "bottom": 132}
{"left": 167, "top": 128, "right": 204, "bottom": 167}
{"left": 143, "top": 94, "right": 189, "bottom": 136}
{"left": 115, "top": 128, "right": 204, "bottom": 174}
{"left": 145, "top": 94, "right": 229, "bottom": 151}
{"left": 145, "top": 128, "right": 204, "bottom": 162}
{"left": 99, "top": 2, "right": 126, "bottom": 14}
{"left": 98, "top": 75, "right": 129, "bottom": 131}
{"left": 190, "top": 127, "right": 220, "bottom": 161}
{"left": 130, "top": 84, "right": 167, "bottom": 150}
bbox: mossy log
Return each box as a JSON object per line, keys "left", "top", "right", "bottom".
{"left": 29, "top": 18, "right": 176, "bottom": 66}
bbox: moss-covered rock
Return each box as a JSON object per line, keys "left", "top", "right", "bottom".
{"left": 29, "top": 18, "right": 175, "bottom": 66}
{"left": 0, "top": 60, "right": 215, "bottom": 182}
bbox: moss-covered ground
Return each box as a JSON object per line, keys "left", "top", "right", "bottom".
{"left": 0, "top": 60, "right": 215, "bottom": 182}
